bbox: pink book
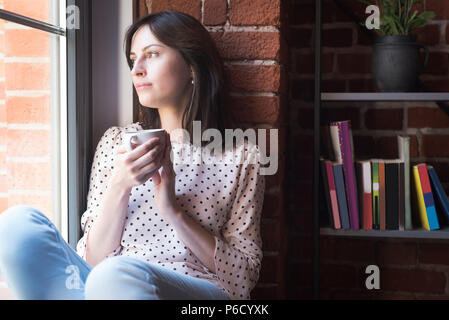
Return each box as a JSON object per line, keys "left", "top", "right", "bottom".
{"left": 325, "top": 160, "right": 341, "bottom": 229}
{"left": 330, "top": 121, "right": 359, "bottom": 229}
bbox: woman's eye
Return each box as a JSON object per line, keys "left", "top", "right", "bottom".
{"left": 147, "top": 51, "right": 158, "bottom": 57}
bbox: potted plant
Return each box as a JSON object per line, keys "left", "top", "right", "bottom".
{"left": 359, "top": 0, "right": 435, "bottom": 92}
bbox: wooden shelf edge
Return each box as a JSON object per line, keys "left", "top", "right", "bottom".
{"left": 320, "top": 227, "right": 449, "bottom": 239}
{"left": 321, "top": 92, "right": 449, "bottom": 101}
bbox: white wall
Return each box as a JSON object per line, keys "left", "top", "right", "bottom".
{"left": 92, "top": 0, "right": 134, "bottom": 150}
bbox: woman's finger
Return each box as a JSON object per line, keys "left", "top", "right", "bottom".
{"left": 134, "top": 143, "right": 163, "bottom": 170}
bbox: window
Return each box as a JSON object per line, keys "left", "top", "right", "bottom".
{"left": 0, "top": 0, "right": 92, "bottom": 249}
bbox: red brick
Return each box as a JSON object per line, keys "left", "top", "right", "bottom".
{"left": 322, "top": 79, "right": 346, "bottom": 92}
{"left": 261, "top": 219, "right": 281, "bottom": 252}
{"left": 421, "top": 135, "right": 449, "bottom": 157}
{"left": 295, "top": 182, "right": 313, "bottom": 211}
{"left": 375, "top": 241, "right": 417, "bottom": 265}
{"left": 6, "top": 96, "right": 51, "bottom": 124}
{"left": 423, "top": 79, "right": 449, "bottom": 92}
{"left": 323, "top": 28, "right": 353, "bottom": 47}
{"left": 229, "top": 95, "right": 281, "bottom": 124}
{"left": 211, "top": 32, "right": 280, "bottom": 60}
{"left": 291, "top": 79, "right": 314, "bottom": 101}
{"left": 334, "top": 238, "right": 376, "bottom": 263}
{"left": 423, "top": 52, "right": 449, "bottom": 75}
{"left": 426, "top": 0, "right": 449, "bottom": 20}
{"left": 7, "top": 162, "right": 51, "bottom": 190}
{"left": 290, "top": 210, "right": 312, "bottom": 235}
{"left": 5, "top": 63, "right": 50, "bottom": 91}
{"left": 419, "top": 243, "right": 449, "bottom": 265}
{"left": 226, "top": 64, "right": 281, "bottom": 92}
{"left": 288, "top": 27, "right": 312, "bottom": 48}
{"left": 295, "top": 52, "right": 334, "bottom": 75}
{"left": 365, "top": 108, "right": 404, "bottom": 130}
{"left": 289, "top": 1, "right": 315, "bottom": 25}
{"left": 149, "top": 0, "right": 201, "bottom": 21}
{"left": 203, "top": 0, "right": 227, "bottom": 26}
{"left": 7, "top": 129, "right": 50, "bottom": 157}
{"left": 229, "top": 0, "right": 280, "bottom": 26}
{"left": 259, "top": 255, "right": 278, "bottom": 283}
{"left": 320, "top": 107, "right": 360, "bottom": 130}
{"left": 5, "top": 29, "right": 50, "bottom": 57}
{"left": 338, "top": 53, "right": 371, "bottom": 74}
{"left": 376, "top": 136, "right": 402, "bottom": 159}
{"left": 381, "top": 268, "right": 446, "bottom": 294}
{"left": 347, "top": 78, "right": 377, "bottom": 92}
{"left": 5, "top": 0, "right": 49, "bottom": 22}
{"left": 251, "top": 285, "right": 279, "bottom": 299}
{"left": 331, "top": 0, "right": 367, "bottom": 23}
{"left": 321, "top": 263, "right": 358, "bottom": 289}
{"left": 412, "top": 23, "right": 441, "bottom": 46}
{"left": 261, "top": 193, "right": 281, "bottom": 218}
{"left": 290, "top": 235, "right": 312, "bottom": 261}
{"left": 408, "top": 107, "right": 449, "bottom": 128}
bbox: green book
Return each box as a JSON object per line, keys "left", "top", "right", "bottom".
{"left": 372, "top": 161, "right": 380, "bottom": 230}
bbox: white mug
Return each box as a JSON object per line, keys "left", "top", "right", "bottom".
{"left": 122, "top": 128, "right": 166, "bottom": 152}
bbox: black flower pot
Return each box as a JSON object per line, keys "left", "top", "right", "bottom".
{"left": 371, "top": 35, "right": 429, "bottom": 92}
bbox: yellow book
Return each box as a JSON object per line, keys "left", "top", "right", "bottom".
{"left": 413, "top": 165, "right": 430, "bottom": 230}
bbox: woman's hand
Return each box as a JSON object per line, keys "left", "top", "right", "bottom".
{"left": 151, "top": 131, "right": 181, "bottom": 222}
{"left": 111, "top": 137, "right": 165, "bottom": 191}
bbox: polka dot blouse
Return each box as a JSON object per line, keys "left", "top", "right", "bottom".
{"left": 76, "top": 122, "right": 266, "bottom": 300}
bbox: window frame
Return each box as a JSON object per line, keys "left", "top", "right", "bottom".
{"left": 0, "top": 0, "right": 93, "bottom": 250}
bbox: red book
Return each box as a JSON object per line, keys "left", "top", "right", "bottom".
{"left": 325, "top": 160, "right": 341, "bottom": 229}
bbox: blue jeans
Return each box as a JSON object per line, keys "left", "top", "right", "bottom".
{"left": 0, "top": 205, "right": 230, "bottom": 300}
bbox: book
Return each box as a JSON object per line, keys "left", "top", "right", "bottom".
{"left": 427, "top": 165, "right": 449, "bottom": 224}
{"left": 319, "top": 158, "right": 334, "bottom": 228}
{"left": 333, "top": 163, "right": 350, "bottom": 229}
{"left": 398, "top": 162, "right": 406, "bottom": 231}
{"left": 320, "top": 158, "right": 342, "bottom": 229}
{"left": 330, "top": 121, "right": 359, "bottom": 229}
{"left": 356, "top": 160, "right": 373, "bottom": 230}
{"left": 398, "top": 136, "right": 412, "bottom": 229}
{"left": 326, "top": 160, "right": 342, "bottom": 229}
{"left": 385, "top": 160, "right": 401, "bottom": 230}
{"left": 379, "top": 161, "right": 386, "bottom": 230}
{"left": 371, "top": 161, "right": 380, "bottom": 230}
{"left": 413, "top": 164, "right": 440, "bottom": 230}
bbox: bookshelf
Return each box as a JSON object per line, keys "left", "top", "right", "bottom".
{"left": 312, "top": 0, "right": 449, "bottom": 299}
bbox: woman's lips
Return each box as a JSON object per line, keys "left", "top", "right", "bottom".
{"left": 136, "top": 83, "right": 152, "bottom": 90}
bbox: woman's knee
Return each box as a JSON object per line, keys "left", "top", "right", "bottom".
{"left": 0, "top": 205, "right": 52, "bottom": 262}
{"left": 84, "top": 256, "right": 159, "bottom": 300}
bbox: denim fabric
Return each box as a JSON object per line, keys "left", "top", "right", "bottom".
{"left": 0, "top": 205, "right": 229, "bottom": 300}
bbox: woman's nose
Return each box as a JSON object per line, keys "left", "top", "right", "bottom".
{"left": 131, "top": 58, "right": 146, "bottom": 76}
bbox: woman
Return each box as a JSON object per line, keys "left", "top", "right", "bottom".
{"left": 0, "top": 10, "right": 265, "bottom": 300}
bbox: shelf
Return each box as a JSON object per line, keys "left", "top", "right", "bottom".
{"left": 321, "top": 92, "right": 449, "bottom": 102}
{"left": 320, "top": 227, "right": 449, "bottom": 239}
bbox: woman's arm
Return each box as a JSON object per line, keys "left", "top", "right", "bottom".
{"left": 168, "top": 209, "right": 217, "bottom": 273}
{"left": 84, "top": 180, "right": 132, "bottom": 267}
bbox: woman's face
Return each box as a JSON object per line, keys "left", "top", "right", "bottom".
{"left": 130, "top": 25, "right": 192, "bottom": 111}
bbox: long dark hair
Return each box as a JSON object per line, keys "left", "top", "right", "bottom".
{"left": 123, "top": 10, "right": 237, "bottom": 149}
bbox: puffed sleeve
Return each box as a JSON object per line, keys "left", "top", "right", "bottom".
{"left": 76, "top": 126, "right": 124, "bottom": 261}
{"left": 212, "top": 143, "right": 266, "bottom": 299}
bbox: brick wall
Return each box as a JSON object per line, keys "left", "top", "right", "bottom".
{"left": 138, "top": 0, "right": 289, "bottom": 299}
{"left": 0, "top": 0, "right": 53, "bottom": 220}
{"left": 289, "top": 0, "right": 449, "bottom": 299}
